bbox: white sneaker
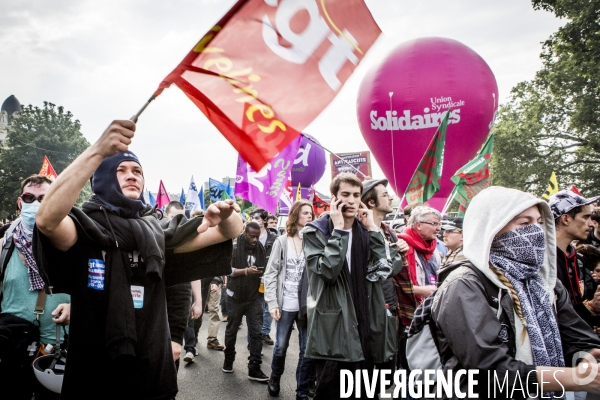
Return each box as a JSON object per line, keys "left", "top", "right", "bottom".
{"left": 183, "top": 351, "right": 195, "bottom": 363}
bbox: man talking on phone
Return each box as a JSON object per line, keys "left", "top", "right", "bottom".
{"left": 302, "top": 173, "right": 404, "bottom": 399}
{"left": 222, "top": 221, "right": 270, "bottom": 382}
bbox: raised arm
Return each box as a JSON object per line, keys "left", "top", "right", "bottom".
{"left": 173, "top": 199, "right": 243, "bottom": 253}
{"left": 36, "top": 120, "right": 136, "bottom": 251}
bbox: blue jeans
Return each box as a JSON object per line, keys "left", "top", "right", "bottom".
{"left": 224, "top": 296, "right": 264, "bottom": 368}
{"left": 261, "top": 297, "right": 272, "bottom": 336}
{"left": 271, "top": 310, "right": 312, "bottom": 397}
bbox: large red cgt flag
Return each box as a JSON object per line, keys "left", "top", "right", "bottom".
{"left": 154, "top": 0, "right": 381, "bottom": 171}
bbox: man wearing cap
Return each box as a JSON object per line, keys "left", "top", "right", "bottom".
{"left": 361, "top": 178, "right": 408, "bottom": 381}
{"left": 440, "top": 217, "right": 465, "bottom": 268}
{"left": 549, "top": 190, "right": 600, "bottom": 328}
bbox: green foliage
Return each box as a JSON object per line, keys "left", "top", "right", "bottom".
{"left": 0, "top": 102, "right": 90, "bottom": 218}
{"left": 491, "top": 0, "right": 600, "bottom": 196}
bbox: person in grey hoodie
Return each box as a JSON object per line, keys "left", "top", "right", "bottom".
{"left": 432, "top": 186, "right": 600, "bottom": 399}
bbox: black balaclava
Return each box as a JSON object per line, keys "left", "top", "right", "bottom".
{"left": 91, "top": 151, "right": 147, "bottom": 218}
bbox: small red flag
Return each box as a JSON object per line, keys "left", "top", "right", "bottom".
{"left": 154, "top": 0, "right": 381, "bottom": 172}
{"left": 313, "top": 192, "right": 330, "bottom": 216}
{"left": 570, "top": 185, "right": 582, "bottom": 196}
{"left": 39, "top": 155, "right": 58, "bottom": 181}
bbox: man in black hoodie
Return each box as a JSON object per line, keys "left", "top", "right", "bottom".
{"left": 222, "top": 221, "right": 270, "bottom": 382}
{"left": 34, "top": 120, "right": 242, "bottom": 400}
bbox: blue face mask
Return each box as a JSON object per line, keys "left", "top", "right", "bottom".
{"left": 21, "top": 201, "right": 41, "bottom": 228}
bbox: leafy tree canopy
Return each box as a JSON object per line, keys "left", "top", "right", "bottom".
{"left": 0, "top": 102, "right": 90, "bottom": 219}
{"left": 491, "top": 0, "right": 600, "bottom": 196}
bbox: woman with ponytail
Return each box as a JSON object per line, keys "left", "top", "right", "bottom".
{"left": 432, "top": 186, "right": 600, "bottom": 399}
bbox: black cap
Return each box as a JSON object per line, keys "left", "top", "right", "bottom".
{"left": 361, "top": 178, "right": 389, "bottom": 203}
{"left": 441, "top": 217, "right": 463, "bottom": 231}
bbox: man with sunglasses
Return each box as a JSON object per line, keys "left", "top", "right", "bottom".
{"left": 33, "top": 120, "right": 243, "bottom": 400}
{"left": 0, "top": 174, "right": 71, "bottom": 400}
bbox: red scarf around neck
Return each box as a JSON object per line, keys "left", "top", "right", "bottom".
{"left": 398, "top": 227, "right": 438, "bottom": 295}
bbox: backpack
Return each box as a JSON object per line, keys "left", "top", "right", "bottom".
{"left": 405, "top": 261, "right": 501, "bottom": 372}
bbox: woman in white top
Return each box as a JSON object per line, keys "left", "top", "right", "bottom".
{"left": 264, "top": 200, "right": 315, "bottom": 399}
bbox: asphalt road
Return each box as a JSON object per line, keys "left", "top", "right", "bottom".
{"left": 175, "top": 314, "right": 303, "bottom": 400}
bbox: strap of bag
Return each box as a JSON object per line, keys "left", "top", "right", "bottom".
{"left": 33, "top": 289, "right": 47, "bottom": 324}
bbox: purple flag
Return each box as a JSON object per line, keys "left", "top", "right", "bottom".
{"left": 235, "top": 136, "right": 302, "bottom": 214}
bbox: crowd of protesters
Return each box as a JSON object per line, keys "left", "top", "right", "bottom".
{"left": 3, "top": 118, "right": 600, "bottom": 400}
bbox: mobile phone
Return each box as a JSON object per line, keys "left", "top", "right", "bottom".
{"left": 341, "top": 205, "right": 348, "bottom": 212}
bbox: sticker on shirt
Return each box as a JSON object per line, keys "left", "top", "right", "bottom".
{"left": 429, "top": 274, "right": 437, "bottom": 286}
{"left": 128, "top": 251, "right": 142, "bottom": 268}
{"left": 87, "top": 258, "right": 105, "bottom": 290}
{"left": 578, "top": 279, "right": 585, "bottom": 296}
{"left": 131, "top": 285, "right": 144, "bottom": 309}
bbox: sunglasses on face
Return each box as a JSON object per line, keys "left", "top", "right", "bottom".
{"left": 20, "top": 194, "right": 45, "bottom": 203}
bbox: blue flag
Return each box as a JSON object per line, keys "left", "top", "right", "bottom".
{"left": 179, "top": 188, "right": 186, "bottom": 205}
{"left": 209, "top": 178, "right": 234, "bottom": 202}
{"left": 148, "top": 191, "right": 156, "bottom": 207}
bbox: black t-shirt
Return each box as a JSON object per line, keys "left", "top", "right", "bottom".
{"left": 42, "top": 223, "right": 177, "bottom": 400}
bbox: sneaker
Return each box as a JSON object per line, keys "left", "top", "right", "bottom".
{"left": 222, "top": 360, "right": 234, "bottom": 373}
{"left": 183, "top": 351, "right": 195, "bottom": 363}
{"left": 222, "top": 315, "right": 228, "bottom": 322}
{"left": 260, "top": 334, "right": 274, "bottom": 345}
{"left": 207, "top": 338, "right": 225, "bottom": 351}
{"left": 248, "top": 366, "right": 269, "bottom": 382}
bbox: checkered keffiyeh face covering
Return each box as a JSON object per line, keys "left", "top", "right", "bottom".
{"left": 13, "top": 220, "right": 45, "bottom": 290}
{"left": 489, "top": 224, "right": 564, "bottom": 371}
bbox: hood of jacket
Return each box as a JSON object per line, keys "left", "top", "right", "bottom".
{"left": 463, "top": 186, "right": 557, "bottom": 294}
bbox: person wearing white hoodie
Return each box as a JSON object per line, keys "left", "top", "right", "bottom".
{"left": 432, "top": 186, "right": 600, "bottom": 399}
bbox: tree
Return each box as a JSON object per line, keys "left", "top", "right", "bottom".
{"left": 491, "top": 0, "right": 600, "bottom": 196}
{"left": 0, "top": 102, "right": 90, "bottom": 219}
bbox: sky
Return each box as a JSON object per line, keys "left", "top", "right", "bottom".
{"left": 0, "top": 0, "right": 564, "bottom": 198}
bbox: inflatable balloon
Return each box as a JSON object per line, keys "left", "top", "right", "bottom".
{"left": 357, "top": 37, "right": 498, "bottom": 210}
{"left": 291, "top": 133, "right": 326, "bottom": 188}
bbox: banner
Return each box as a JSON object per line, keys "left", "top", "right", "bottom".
{"left": 154, "top": 0, "right": 381, "bottom": 172}
{"left": 404, "top": 111, "right": 450, "bottom": 205}
{"left": 541, "top": 171, "right": 559, "bottom": 201}
{"left": 209, "top": 178, "right": 235, "bottom": 202}
{"left": 185, "top": 175, "right": 202, "bottom": 213}
{"left": 450, "top": 132, "right": 494, "bottom": 216}
{"left": 330, "top": 151, "right": 372, "bottom": 181}
{"left": 235, "top": 135, "right": 302, "bottom": 214}
{"left": 39, "top": 155, "right": 58, "bottom": 180}
{"left": 156, "top": 180, "right": 171, "bottom": 210}
{"left": 179, "top": 188, "right": 186, "bottom": 205}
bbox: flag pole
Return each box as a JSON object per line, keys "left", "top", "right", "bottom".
{"left": 441, "top": 186, "right": 457, "bottom": 216}
{"left": 130, "top": 95, "right": 157, "bottom": 123}
{"left": 300, "top": 134, "right": 368, "bottom": 179}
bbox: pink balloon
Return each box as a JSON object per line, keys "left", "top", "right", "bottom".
{"left": 357, "top": 37, "right": 498, "bottom": 210}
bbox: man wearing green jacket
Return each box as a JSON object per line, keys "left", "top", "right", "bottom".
{"left": 302, "top": 173, "right": 404, "bottom": 399}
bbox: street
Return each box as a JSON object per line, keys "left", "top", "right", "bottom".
{"left": 175, "top": 315, "right": 302, "bottom": 400}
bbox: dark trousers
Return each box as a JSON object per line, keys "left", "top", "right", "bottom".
{"left": 183, "top": 276, "right": 212, "bottom": 353}
{"left": 271, "top": 310, "right": 311, "bottom": 397}
{"left": 220, "top": 286, "right": 229, "bottom": 316}
{"left": 224, "top": 296, "right": 264, "bottom": 368}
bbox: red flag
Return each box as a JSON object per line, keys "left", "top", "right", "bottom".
{"left": 570, "top": 185, "right": 582, "bottom": 195}
{"left": 156, "top": 180, "right": 171, "bottom": 210}
{"left": 313, "top": 192, "right": 330, "bottom": 216}
{"left": 154, "top": 0, "right": 381, "bottom": 172}
{"left": 39, "top": 155, "right": 58, "bottom": 181}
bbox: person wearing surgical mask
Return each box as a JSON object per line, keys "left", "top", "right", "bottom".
{"left": 0, "top": 174, "right": 71, "bottom": 400}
